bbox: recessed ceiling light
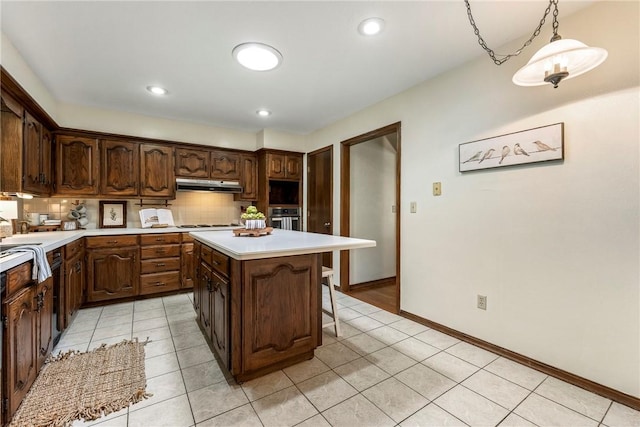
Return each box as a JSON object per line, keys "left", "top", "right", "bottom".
{"left": 146, "top": 85, "right": 168, "bottom": 95}
{"left": 358, "top": 17, "right": 385, "bottom": 36}
{"left": 233, "top": 42, "right": 282, "bottom": 71}
{"left": 256, "top": 109, "right": 271, "bottom": 117}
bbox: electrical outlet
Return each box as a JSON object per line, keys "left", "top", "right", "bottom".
{"left": 392, "top": 205, "right": 396, "bottom": 213}
{"left": 433, "top": 182, "right": 442, "bottom": 196}
{"left": 477, "top": 295, "right": 487, "bottom": 310}
{"left": 410, "top": 202, "right": 417, "bottom": 213}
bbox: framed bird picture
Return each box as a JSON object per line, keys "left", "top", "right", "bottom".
{"left": 459, "top": 122, "right": 564, "bottom": 172}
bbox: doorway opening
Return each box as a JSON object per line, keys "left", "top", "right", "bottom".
{"left": 340, "top": 122, "right": 400, "bottom": 314}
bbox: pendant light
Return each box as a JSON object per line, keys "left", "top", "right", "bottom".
{"left": 465, "top": 0, "right": 607, "bottom": 88}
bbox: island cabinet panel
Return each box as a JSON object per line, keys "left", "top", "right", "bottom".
{"left": 175, "top": 148, "right": 210, "bottom": 178}
{"left": 210, "top": 150, "right": 241, "bottom": 180}
{"left": 101, "top": 139, "right": 139, "bottom": 196}
{"left": 239, "top": 254, "right": 320, "bottom": 377}
{"left": 210, "top": 269, "right": 229, "bottom": 365}
{"left": 192, "top": 240, "right": 202, "bottom": 315}
{"left": 4, "top": 285, "right": 37, "bottom": 419}
{"left": 199, "top": 261, "right": 213, "bottom": 334}
{"left": 86, "top": 246, "right": 139, "bottom": 303}
{"left": 140, "top": 143, "right": 175, "bottom": 198}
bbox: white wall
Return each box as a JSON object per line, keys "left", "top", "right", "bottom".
{"left": 350, "top": 137, "right": 397, "bottom": 283}
{"left": 306, "top": 1, "right": 640, "bottom": 398}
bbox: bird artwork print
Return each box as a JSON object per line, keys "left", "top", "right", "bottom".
{"left": 463, "top": 151, "right": 483, "bottom": 163}
{"left": 479, "top": 148, "right": 495, "bottom": 163}
{"left": 499, "top": 145, "right": 510, "bottom": 164}
{"left": 514, "top": 143, "right": 530, "bottom": 156}
{"left": 532, "top": 140, "right": 557, "bottom": 152}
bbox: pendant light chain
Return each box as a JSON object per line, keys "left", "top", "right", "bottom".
{"left": 465, "top": 0, "right": 560, "bottom": 66}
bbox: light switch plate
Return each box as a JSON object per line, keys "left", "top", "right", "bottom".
{"left": 410, "top": 202, "right": 417, "bottom": 213}
{"left": 433, "top": 182, "right": 442, "bottom": 196}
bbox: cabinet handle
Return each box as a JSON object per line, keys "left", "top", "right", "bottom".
{"left": 107, "top": 240, "right": 118, "bottom": 244}
{"left": 212, "top": 259, "right": 220, "bottom": 266}
{"left": 152, "top": 282, "right": 166, "bottom": 287}
{"left": 155, "top": 238, "right": 165, "bottom": 242}
{"left": 156, "top": 263, "right": 166, "bottom": 267}
{"left": 156, "top": 249, "right": 166, "bottom": 254}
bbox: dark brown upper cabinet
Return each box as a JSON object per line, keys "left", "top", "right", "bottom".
{"left": 101, "top": 139, "right": 139, "bottom": 197}
{"left": 140, "top": 143, "right": 175, "bottom": 198}
{"left": 235, "top": 153, "right": 258, "bottom": 201}
{"left": 22, "top": 112, "right": 52, "bottom": 195}
{"left": 266, "top": 152, "right": 302, "bottom": 181}
{"left": 175, "top": 147, "right": 210, "bottom": 178}
{"left": 210, "top": 150, "right": 241, "bottom": 180}
{"left": 54, "top": 135, "right": 99, "bottom": 196}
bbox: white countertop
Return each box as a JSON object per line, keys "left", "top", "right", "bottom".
{"left": 190, "top": 229, "right": 376, "bottom": 260}
{"left": 0, "top": 226, "right": 239, "bottom": 272}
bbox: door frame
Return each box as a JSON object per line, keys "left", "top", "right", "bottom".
{"left": 307, "top": 144, "right": 333, "bottom": 267}
{"left": 340, "top": 122, "right": 401, "bottom": 313}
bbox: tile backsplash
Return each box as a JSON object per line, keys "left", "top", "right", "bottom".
{"left": 21, "top": 192, "right": 250, "bottom": 229}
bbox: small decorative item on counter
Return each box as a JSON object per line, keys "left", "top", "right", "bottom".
{"left": 240, "top": 206, "right": 266, "bottom": 230}
{"left": 70, "top": 201, "right": 89, "bottom": 228}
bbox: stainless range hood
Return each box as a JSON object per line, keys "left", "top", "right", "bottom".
{"left": 176, "top": 178, "right": 243, "bottom": 193}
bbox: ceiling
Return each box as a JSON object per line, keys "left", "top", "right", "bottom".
{"left": 1, "top": 1, "right": 593, "bottom": 134}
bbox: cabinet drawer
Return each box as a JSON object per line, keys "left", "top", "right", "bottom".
{"left": 181, "top": 233, "right": 194, "bottom": 243}
{"left": 140, "top": 233, "right": 182, "bottom": 246}
{"left": 85, "top": 235, "right": 138, "bottom": 248}
{"left": 7, "top": 262, "right": 33, "bottom": 295}
{"left": 140, "top": 245, "right": 180, "bottom": 259}
{"left": 65, "top": 239, "right": 83, "bottom": 260}
{"left": 140, "top": 271, "right": 181, "bottom": 295}
{"left": 140, "top": 257, "right": 181, "bottom": 274}
{"left": 201, "top": 245, "right": 230, "bottom": 277}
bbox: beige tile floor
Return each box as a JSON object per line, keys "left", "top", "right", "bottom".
{"left": 47, "top": 290, "right": 640, "bottom": 427}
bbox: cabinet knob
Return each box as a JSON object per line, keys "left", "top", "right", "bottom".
{"left": 107, "top": 240, "right": 118, "bottom": 244}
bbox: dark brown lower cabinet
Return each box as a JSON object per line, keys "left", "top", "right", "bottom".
{"left": 35, "top": 279, "right": 54, "bottom": 371}
{"left": 195, "top": 242, "right": 320, "bottom": 382}
{"left": 4, "top": 285, "right": 37, "bottom": 419}
{"left": 65, "top": 250, "right": 84, "bottom": 325}
{"left": 86, "top": 247, "right": 139, "bottom": 302}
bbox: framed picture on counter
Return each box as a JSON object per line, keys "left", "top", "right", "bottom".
{"left": 99, "top": 201, "right": 127, "bottom": 228}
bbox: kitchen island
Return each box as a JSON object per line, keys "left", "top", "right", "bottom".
{"left": 190, "top": 229, "right": 375, "bottom": 382}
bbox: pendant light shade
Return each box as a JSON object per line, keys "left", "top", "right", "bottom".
{"left": 513, "top": 38, "right": 608, "bottom": 88}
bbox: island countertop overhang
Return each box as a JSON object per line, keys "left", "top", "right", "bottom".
{"left": 189, "top": 229, "right": 376, "bottom": 260}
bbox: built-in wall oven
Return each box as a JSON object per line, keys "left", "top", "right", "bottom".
{"left": 268, "top": 207, "right": 301, "bottom": 231}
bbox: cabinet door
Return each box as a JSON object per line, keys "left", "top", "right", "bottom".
{"left": 4, "top": 286, "right": 37, "bottom": 418}
{"left": 266, "top": 153, "right": 286, "bottom": 179}
{"left": 285, "top": 155, "right": 302, "bottom": 180}
{"left": 181, "top": 243, "right": 195, "bottom": 289}
{"left": 65, "top": 252, "right": 84, "bottom": 325}
{"left": 55, "top": 135, "right": 99, "bottom": 195}
{"left": 210, "top": 150, "right": 241, "bottom": 180}
{"left": 199, "top": 261, "right": 212, "bottom": 338}
{"left": 101, "top": 139, "right": 139, "bottom": 196}
{"left": 140, "top": 144, "right": 175, "bottom": 198}
{"left": 0, "top": 91, "right": 25, "bottom": 193}
{"left": 210, "top": 270, "right": 229, "bottom": 368}
{"left": 241, "top": 254, "right": 319, "bottom": 373}
{"left": 193, "top": 241, "right": 202, "bottom": 314}
{"left": 36, "top": 279, "right": 54, "bottom": 371}
{"left": 41, "top": 128, "right": 53, "bottom": 189}
{"left": 86, "top": 247, "right": 139, "bottom": 302}
{"left": 236, "top": 154, "right": 258, "bottom": 201}
{"left": 175, "top": 148, "right": 209, "bottom": 178}
{"left": 23, "top": 112, "right": 45, "bottom": 194}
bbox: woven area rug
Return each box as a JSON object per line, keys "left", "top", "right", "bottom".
{"left": 9, "top": 339, "right": 151, "bottom": 427}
